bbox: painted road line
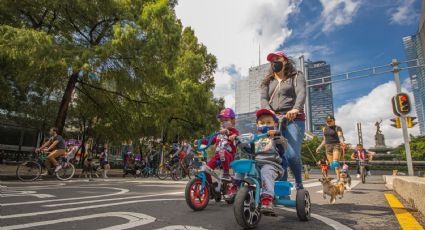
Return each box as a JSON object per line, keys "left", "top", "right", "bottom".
{"left": 1, "top": 190, "right": 55, "bottom": 198}
{"left": 0, "top": 197, "right": 185, "bottom": 219}
{"left": 316, "top": 180, "right": 361, "bottom": 194}
{"left": 384, "top": 193, "right": 424, "bottom": 230}
{"left": 43, "top": 191, "right": 184, "bottom": 207}
{"left": 2, "top": 187, "right": 129, "bottom": 206}
{"left": 137, "top": 184, "right": 186, "bottom": 187}
{"left": 279, "top": 207, "right": 353, "bottom": 230}
{"left": 154, "top": 226, "right": 207, "bottom": 230}
{"left": 1, "top": 212, "right": 155, "bottom": 230}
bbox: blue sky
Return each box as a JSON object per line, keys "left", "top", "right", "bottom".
{"left": 281, "top": 0, "right": 422, "bottom": 108}
{"left": 175, "top": 0, "right": 423, "bottom": 147}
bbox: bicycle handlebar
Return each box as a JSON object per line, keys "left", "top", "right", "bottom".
{"left": 196, "top": 131, "right": 220, "bottom": 151}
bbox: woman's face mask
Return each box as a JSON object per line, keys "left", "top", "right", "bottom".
{"left": 272, "top": 61, "right": 284, "bottom": 73}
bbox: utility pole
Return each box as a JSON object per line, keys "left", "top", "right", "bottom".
{"left": 392, "top": 59, "right": 414, "bottom": 176}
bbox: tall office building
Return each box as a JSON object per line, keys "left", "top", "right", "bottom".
{"left": 403, "top": 35, "right": 425, "bottom": 134}
{"left": 306, "top": 60, "right": 334, "bottom": 136}
{"left": 235, "top": 64, "right": 269, "bottom": 133}
{"left": 402, "top": 1, "right": 425, "bottom": 134}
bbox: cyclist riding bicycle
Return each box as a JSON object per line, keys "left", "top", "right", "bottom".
{"left": 35, "top": 127, "right": 67, "bottom": 174}
{"left": 351, "top": 144, "right": 374, "bottom": 178}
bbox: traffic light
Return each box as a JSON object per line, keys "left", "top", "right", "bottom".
{"left": 391, "top": 96, "right": 401, "bottom": 116}
{"left": 394, "top": 93, "right": 411, "bottom": 114}
{"left": 407, "top": 116, "right": 418, "bottom": 128}
{"left": 390, "top": 117, "right": 401, "bottom": 128}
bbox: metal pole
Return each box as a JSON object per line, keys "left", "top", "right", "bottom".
{"left": 299, "top": 55, "right": 311, "bottom": 132}
{"left": 392, "top": 59, "right": 414, "bottom": 176}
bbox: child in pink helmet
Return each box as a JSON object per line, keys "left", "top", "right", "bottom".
{"left": 196, "top": 108, "right": 239, "bottom": 193}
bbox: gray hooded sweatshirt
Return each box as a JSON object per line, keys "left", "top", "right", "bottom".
{"left": 260, "top": 72, "right": 306, "bottom": 113}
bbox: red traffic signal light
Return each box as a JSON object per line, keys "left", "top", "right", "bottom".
{"left": 395, "top": 93, "right": 411, "bottom": 115}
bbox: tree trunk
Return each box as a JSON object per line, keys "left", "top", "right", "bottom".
{"left": 55, "top": 72, "right": 79, "bottom": 134}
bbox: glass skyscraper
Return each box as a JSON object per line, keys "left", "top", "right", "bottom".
{"left": 402, "top": 1, "right": 425, "bottom": 134}
{"left": 306, "top": 60, "right": 334, "bottom": 137}
{"left": 403, "top": 35, "right": 425, "bottom": 134}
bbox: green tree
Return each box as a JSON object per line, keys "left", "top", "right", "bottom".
{"left": 0, "top": 0, "right": 222, "bottom": 147}
{"left": 391, "top": 135, "right": 425, "bottom": 160}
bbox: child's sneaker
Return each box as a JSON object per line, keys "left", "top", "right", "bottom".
{"left": 356, "top": 174, "right": 360, "bottom": 178}
{"left": 224, "top": 184, "right": 237, "bottom": 199}
{"left": 261, "top": 194, "right": 275, "bottom": 216}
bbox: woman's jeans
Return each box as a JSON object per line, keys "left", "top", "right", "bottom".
{"left": 280, "top": 119, "right": 305, "bottom": 185}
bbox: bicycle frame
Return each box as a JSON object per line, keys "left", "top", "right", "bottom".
{"left": 195, "top": 132, "right": 219, "bottom": 195}
{"left": 232, "top": 133, "right": 268, "bottom": 206}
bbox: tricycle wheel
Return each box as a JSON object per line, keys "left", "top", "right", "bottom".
{"left": 234, "top": 186, "right": 261, "bottom": 229}
{"left": 185, "top": 178, "right": 209, "bottom": 211}
{"left": 296, "top": 189, "right": 311, "bottom": 221}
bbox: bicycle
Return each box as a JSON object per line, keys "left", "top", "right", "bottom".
{"left": 157, "top": 158, "right": 180, "bottom": 180}
{"left": 185, "top": 132, "right": 237, "bottom": 211}
{"left": 16, "top": 151, "right": 76, "bottom": 182}
{"left": 358, "top": 159, "right": 369, "bottom": 184}
{"left": 141, "top": 164, "right": 157, "bottom": 178}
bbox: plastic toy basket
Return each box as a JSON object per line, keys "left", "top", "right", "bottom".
{"left": 231, "top": 159, "right": 256, "bottom": 174}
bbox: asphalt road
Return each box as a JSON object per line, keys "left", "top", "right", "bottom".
{"left": 0, "top": 173, "right": 418, "bottom": 230}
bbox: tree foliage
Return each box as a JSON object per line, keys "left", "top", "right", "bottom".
{"left": 0, "top": 0, "right": 223, "bottom": 145}
{"left": 391, "top": 135, "right": 425, "bottom": 160}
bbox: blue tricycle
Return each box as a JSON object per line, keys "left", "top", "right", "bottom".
{"left": 185, "top": 132, "right": 237, "bottom": 211}
{"left": 231, "top": 132, "right": 311, "bottom": 229}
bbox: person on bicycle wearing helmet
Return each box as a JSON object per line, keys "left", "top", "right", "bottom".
{"left": 196, "top": 108, "right": 239, "bottom": 196}
{"left": 36, "top": 127, "right": 66, "bottom": 173}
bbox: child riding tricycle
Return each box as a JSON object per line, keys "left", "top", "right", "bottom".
{"left": 231, "top": 109, "right": 311, "bottom": 229}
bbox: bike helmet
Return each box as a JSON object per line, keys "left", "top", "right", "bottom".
{"left": 216, "top": 108, "right": 236, "bottom": 119}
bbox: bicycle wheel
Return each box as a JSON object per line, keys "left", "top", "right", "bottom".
{"left": 173, "top": 165, "right": 182, "bottom": 181}
{"left": 360, "top": 166, "right": 366, "bottom": 184}
{"left": 56, "top": 162, "right": 75, "bottom": 181}
{"left": 16, "top": 161, "right": 41, "bottom": 182}
{"left": 157, "top": 165, "right": 169, "bottom": 180}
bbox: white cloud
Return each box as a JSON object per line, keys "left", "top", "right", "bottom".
{"left": 335, "top": 80, "right": 420, "bottom": 149}
{"left": 175, "top": 0, "right": 301, "bottom": 109}
{"left": 284, "top": 44, "right": 331, "bottom": 61}
{"left": 389, "top": 0, "right": 418, "bottom": 25}
{"left": 319, "top": 0, "right": 362, "bottom": 32}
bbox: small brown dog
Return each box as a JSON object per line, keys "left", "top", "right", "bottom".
{"left": 319, "top": 177, "right": 345, "bottom": 204}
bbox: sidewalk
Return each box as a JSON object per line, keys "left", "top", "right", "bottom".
{"left": 0, "top": 163, "right": 127, "bottom": 181}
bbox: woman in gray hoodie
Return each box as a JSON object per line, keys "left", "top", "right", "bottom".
{"left": 260, "top": 51, "right": 306, "bottom": 190}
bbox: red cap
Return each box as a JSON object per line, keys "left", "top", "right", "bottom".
{"left": 256, "top": 109, "right": 278, "bottom": 122}
{"left": 266, "top": 51, "right": 287, "bottom": 62}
